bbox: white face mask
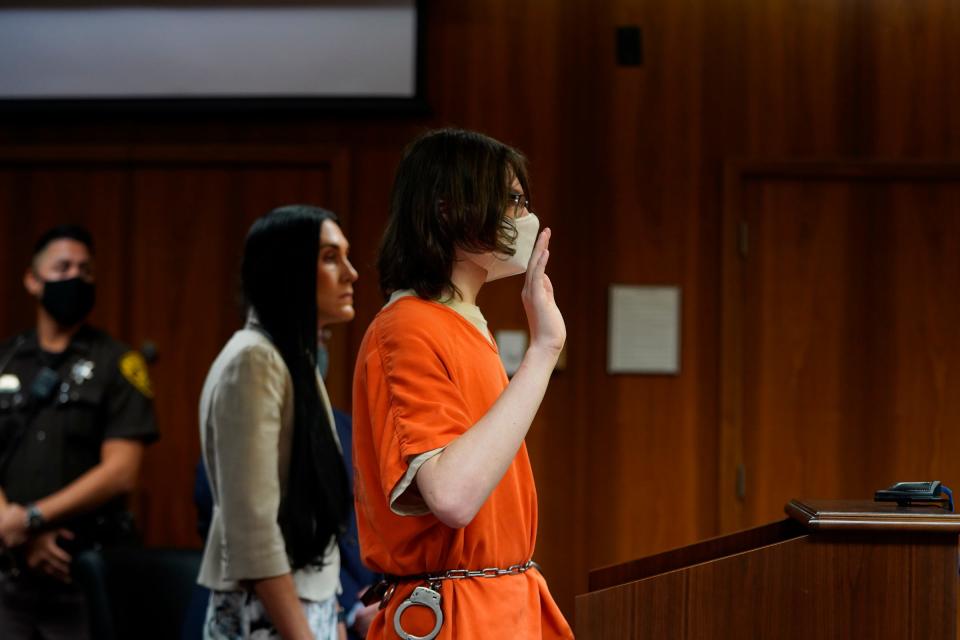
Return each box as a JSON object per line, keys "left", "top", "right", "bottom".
{"left": 466, "top": 213, "right": 540, "bottom": 282}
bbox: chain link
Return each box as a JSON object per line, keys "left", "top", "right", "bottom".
{"left": 425, "top": 560, "right": 535, "bottom": 582}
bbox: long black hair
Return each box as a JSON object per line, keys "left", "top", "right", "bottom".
{"left": 241, "top": 204, "right": 350, "bottom": 569}
{"left": 378, "top": 128, "right": 530, "bottom": 300}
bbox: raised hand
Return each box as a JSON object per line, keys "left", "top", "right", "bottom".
{"left": 521, "top": 227, "right": 566, "bottom": 356}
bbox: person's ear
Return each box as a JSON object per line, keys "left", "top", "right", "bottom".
{"left": 23, "top": 268, "right": 42, "bottom": 298}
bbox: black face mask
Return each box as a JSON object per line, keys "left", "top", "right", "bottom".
{"left": 40, "top": 277, "right": 95, "bottom": 327}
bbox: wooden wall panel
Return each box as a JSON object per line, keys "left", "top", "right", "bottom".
{"left": 130, "top": 153, "right": 349, "bottom": 547}
{"left": 869, "top": 1, "right": 960, "bottom": 154}
{"left": 129, "top": 167, "right": 245, "bottom": 546}
{"left": 571, "top": 0, "right": 718, "bottom": 582}
{"left": 1, "top": 0, "right": 959, "bottom": 624}
{"left": 884, "top": 186, "right": 960, "bottom": 477}
{"left": 0, "top": 167, "right": 130, "bottom": 335}
{"left": 0, "top": 148, "right": 350, "bottom": 549}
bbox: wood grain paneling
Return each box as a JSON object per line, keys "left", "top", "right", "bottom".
{"left": 1, "top": 0, "right": 960, "bottom": 625}
{"left": 0, "top": 146, "right": 350, "bottom": 548}
{"left": 578, "top": 527, "right": 959, "bottom": 639}
{"left": 0, "top": 167, "right": 131, "bottom": 335}
{"left": 721, "top": 162, "right": 960, "bottom": 532}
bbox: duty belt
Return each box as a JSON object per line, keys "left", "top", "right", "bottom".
{"left": 363, "top": 560, "right": 540, "bottom": 640}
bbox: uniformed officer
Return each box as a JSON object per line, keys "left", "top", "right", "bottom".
{"left": 0, "top": 224, "right": 158, "bottom": 640}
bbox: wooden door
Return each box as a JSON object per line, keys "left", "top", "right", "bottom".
{"left": 720, "top": 162, "right": 960, "bottom": 532}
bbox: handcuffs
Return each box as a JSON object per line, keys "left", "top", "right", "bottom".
{"left": 363, "top": 560, "right": 539, "bottom": 640}
{"left": 393, "top": 582, "right": 444, "bottom": 640}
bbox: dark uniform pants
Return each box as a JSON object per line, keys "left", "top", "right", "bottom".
{"left": 0, "top": 573, "right": 90, "bottom": 640}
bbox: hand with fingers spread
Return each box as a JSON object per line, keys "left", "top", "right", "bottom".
{"left": 25, "top": 529, "right": 74, "bottom": 583}
{"left": 521, "top": 227, "right": 566, "bottom": 357}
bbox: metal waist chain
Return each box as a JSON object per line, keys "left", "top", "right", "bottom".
{"left": 362, "top": 559, "right": 540, "bottom": 609}
{"left": 407, "top": 560, "right": 538, "bottom": 583}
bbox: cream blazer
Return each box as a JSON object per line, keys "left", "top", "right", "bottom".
{"left": 197, "top": 325, "right": 340, "bottom": 601}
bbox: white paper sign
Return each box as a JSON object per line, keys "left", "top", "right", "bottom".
{"left": 607, "top": 285, "right": 681, "bottom": 374}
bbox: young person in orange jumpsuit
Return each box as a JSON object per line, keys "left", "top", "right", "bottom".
{"left": 352, "top": 128, "right": 574, "bottom": 639}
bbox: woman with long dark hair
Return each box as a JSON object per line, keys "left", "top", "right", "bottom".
{"left": 198, "top": 205, "right": 357, "bottom": 639}
{"left": 352, "top": 129, "right": 573, "bottom": 638}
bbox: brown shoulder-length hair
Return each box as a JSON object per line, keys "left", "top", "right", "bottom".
{"left": 377, "top": 128, "right": 530, "bottom": 300}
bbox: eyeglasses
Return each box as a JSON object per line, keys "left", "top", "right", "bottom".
{"left": 508, "top": 193, "right": 530, "bottom": 215}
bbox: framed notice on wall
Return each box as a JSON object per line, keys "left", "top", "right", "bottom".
{"left": 0, "top": 1, "right": 426, "bottom": 114}
{"left": 607, "top": 285, "right": 681, "bottom": 375}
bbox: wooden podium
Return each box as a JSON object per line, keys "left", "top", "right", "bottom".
{"left": 575, "top": 499, "right": 960, "bottom": 639}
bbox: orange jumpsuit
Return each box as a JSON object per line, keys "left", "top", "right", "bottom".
{"left": 352, "top": 297, "right": 573, "bottom": 639}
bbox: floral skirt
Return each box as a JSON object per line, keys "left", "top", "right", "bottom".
{"left": 203, "top": 589, "right": 339, "bottom": 640}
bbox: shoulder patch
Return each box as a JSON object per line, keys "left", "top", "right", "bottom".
{"left": 119, "top": 351, "right": 154, "bottom": 398}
